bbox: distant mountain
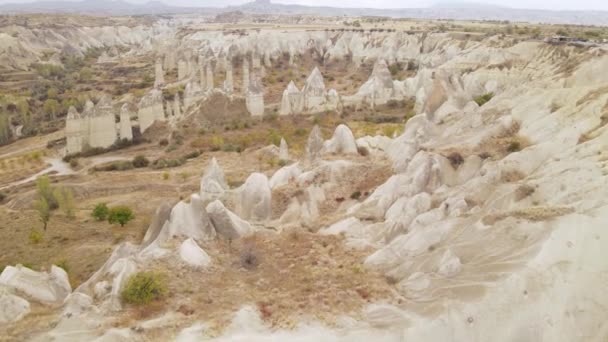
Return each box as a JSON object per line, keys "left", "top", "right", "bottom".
{"left": 0, "top": 0, "right": 607, "bottom": 26}
{"left": 0, "top": 0, "right": 218, "bottom": 16}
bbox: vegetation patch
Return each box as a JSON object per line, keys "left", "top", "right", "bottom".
{"left": 122, "top": 271, "right": 167, "bottom": 305}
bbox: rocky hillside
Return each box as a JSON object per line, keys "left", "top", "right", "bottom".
{"left": 0, "top": 15, "right": 607, "bottom": 342}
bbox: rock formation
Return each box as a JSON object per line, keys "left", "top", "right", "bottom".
{"left": 305, "top": 125, "right": 324, "bottom": 161}
{"left": 0, "top": 265, "right": 71, "bottom": 304}
{"left": 224, "top": 62, "right": 234, "bottom": 93}
{"left": 280, "top": 68, "right": 340, "bottom": 115}
{"left": 242, "top": 59, "right": 250, "bottom": 95}
{"left": 238, "top": 173, "right": 272, "bottom": 221}
{"left": 279, "top": 81, "right": 303, "bottom": 115}
{"left": 205, "top": 63, "right": 214, "bottom": 91}
{"left": 206, "top": 200, "right": 253, "bottom": 240}
{"left": 323, "top": 124, "right": 358, "bottom": 155}
{"left": 279, "top": 138, "right": 289, "bottom": 161}
{"left": 355, "top": 59, "right": 399, "bottom": 106}
{"left": 246, "top": 71, "right": 265, "bottom": 116}
{"left": 200, "top": 158, "right": 229, "bottom": 201}
{"left": 179, "top": 238, "right": 211, "bottom": 268}
{"left": 137, "top": 89, "right": 165, "bottom": 133}
{"left": 154, "top": 58, "right": 164, "bottom": 88}
{"left": 65, "top": 96, "right": 121, "bottom": 155}
{"left": 118, "top": 104, "right": 133, "bottom": 141}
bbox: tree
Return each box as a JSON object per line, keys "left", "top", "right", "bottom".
{"left": 0, "top": 111, "right": 10, "bottom": 145}
{"left": 35, "top": 196, "right": 50, "bottom": 230}
{"left": 36, "top": 175, "right": 58, "bottom": 210}
{"left": 43, "top": 99, "right": 60, "bottom": 120}
{"left": 47, "top": 87, "right": 58, "bottom": 99}
{"left": 53, "top": 187, "right": 75, "bottom": 219}
{"left": 92, "top": 203, "right": 109, "bottom": 221}
{"left": 108, "top": 206, "right": 134, "bottom": 227}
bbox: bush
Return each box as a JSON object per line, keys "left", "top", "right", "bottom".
{"left": 447, "top": 152, "right": 464, "bottom": 168}
{"left": 92, "top": 203, "right": 109, "bottom": 221}
{"left": 121, "top": 271, "right": 166, "bottom": 305}
{"left": 240, "top": 249, "right": 259, "bottom": 270}
{"left": 108, "top": 206, "right": 134, "bottom": 227}
{"left": 350, "top": 191, "right": 362, "bottom": 200}
{"left": 0, "top": 191, "right": 6, "bottom": 203}
{"left": 36, "top": 175, "right": 58, "bottom": 210}
{"left": 159, "top": 138, "right": 169, "bottom": 147}
{"left": 183, "top": 150, "right": 201, "bottom": 160}
{"left": 474, "top": 93, "right": 494, "bottom": 107}
{"left": 132, "top": 155, "right": 150, "bottom": 168}
{"left": 29, "top": 230, "right": 43, "bottom": 244}
{"left": 69, "top": 158, "right": 79, "bottom": 168}
{"left": 507, "top": 141, "right": 522, "bottom": 153}
{"left": 162, "top": 172, "right": 170, "bottom": 180}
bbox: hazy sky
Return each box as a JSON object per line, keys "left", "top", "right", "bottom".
{"left": 1, "top": 0, "right": 607, "bottom": 11}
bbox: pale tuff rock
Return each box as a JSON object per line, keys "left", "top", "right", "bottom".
{"left": 323, "top": 124, "right": 358, "bottom": 155}
{"left": 177, "top": 60, "right": 187, "bottom": 81}
{"left": 74, "top": 243, "right": 139, "bottom": 311}
{"left": 269, "top": 162, "right": 301, "bottom": 189}
{"left": 137, "top": 88, "right": 165, "bottom": 133}
{"left": 242, "top": 59, "right": 250, "bottom": 95}
{"left": 279, "top": 138, "right": 289, "bottom": 161}
{"left": 200, "top": 157, "right": 229, "bottom": 201}
{"left": 118, "top": 104, "right": 133, "bottom": 141}
{"left": 158, "top": 194, "right": 216, "bottom": 243}
{"left": 184, "top": 80, "right": 204, "bottom": 109}
{"left": 141, "top": 202, "right": 172, "bottom": 248}
{"left": 0, "top": 265, "right": 71, "bottom": 304}
{"left": 238, "top": 173, "right": 272, "bottom": 221}
{"left": 279, "top": 81, "right": 303, "bottom": 115}
{"left": 305, "top": 125, "right": 324, "bottom": 162}
{"left": 224, "top": 63, "right": 234, "bottom": 93}
{"left": 356, "top": 59, "right": 397, "bottom": 106}
{"left": 65, "top": 96, "right": 120, "bottom": 155}
{"left": 172, "top": 94, "right": 182, "bottom": 118}
{"left": 356, "top": 135, "right": 393, "bottom": 154}
{"left": 0, "top": 289, "right": 30, "bottom": 324}
{"left": 154, "top": 58, "right": 164, "bottom": 88}
{"left": 246, "top": 72, "right": 265, "bottom": 116}
{"left": 206, "top": 63, "right": 214, "bottom": 91}
{"left": 65, "top": 106, "right": 84, "bottom": 154}
{"left": 438, "top": 249, "right": 462, "bottom": 277}
{"left": 365, "top": 304, "right": 409, "bottom": 329}
{"left": 179, "top": 238, "right": 211, "bottom": 268}
{"left": 288, "top": 67, "right": 339, "bottom": 113}
{"left": 206, "top": 200, "right": 253, "bottom": 240}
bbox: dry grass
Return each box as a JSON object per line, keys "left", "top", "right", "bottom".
{"left": 482, "top": 206, "right": 575, "bottom": 225}
{"left": 117, "top": 232, "right": 396, "bottom": 336}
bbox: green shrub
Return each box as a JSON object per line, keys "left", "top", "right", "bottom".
{"left": 121, "top": 272, "right": 167, "bottom": 305}
{"left": 162, "top": 172, "right": 170, "bottom": 180}
{"left": 92, "top": 203, "right": 109, "bottom": 221}
{"left": 183, "top": 150, "right": 201, "bottom": 160}
{"left": 29, "top": 230, "right": 44, "bottom": 244}
{"left": 474, "top": 93, "right": 494, "bottom": 107}
{"left": 132, "top": 155, "right": 149, "bottom": 168}
{"left": 350, "top": 191, "right": 362, "bottom": 200}
{"left": 108, "top": 206, "right": 134, "bottom": 227}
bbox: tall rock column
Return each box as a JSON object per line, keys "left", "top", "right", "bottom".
{"left": 154, "top": 58, "right": 164, "bottom": 88}
{"left": 206, "top": 63, "right": 214, "bottom": 91}
{"left": 224, "top": 62, "right": 234, "bottom": 94}
{"left": 242, "top": 59, "right": 250, "bottom": 95}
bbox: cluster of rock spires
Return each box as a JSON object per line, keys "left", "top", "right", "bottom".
{"left": 43, "top": 26, "right": 608, "bottom": 341}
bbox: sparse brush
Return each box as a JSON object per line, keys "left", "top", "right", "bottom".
{"left": 121, "top": 272, "right": 166, "bottom": 305}
{"left": 240, "top": 248, "right": 259, "bottom": 270}
{"left": 29, "top": 230, "right": 43, "bottom": 244}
